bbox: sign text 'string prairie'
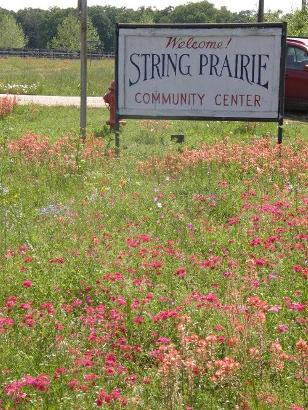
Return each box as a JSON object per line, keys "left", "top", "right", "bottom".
{"left": 116, "top": 24, "right": 286, "bottom": 121}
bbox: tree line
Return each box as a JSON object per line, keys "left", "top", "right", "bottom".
{"left": 0, "top": 2, "right": 307, "bottom": 52}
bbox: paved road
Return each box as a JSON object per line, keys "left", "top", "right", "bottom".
{"left": 0, "top": 94, "right": 107, "bottom": 108}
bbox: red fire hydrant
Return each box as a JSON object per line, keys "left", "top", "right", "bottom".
{"left": 103, "top": 80, "right": 118, "bottom": 130}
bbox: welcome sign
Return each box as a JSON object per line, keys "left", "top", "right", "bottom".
{"left": 116, "top": 23, "right": 286, "bottom": 121}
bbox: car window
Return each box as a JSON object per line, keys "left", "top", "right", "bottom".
{"left": 286, "top": 46, "right": 308, "bottom": 70}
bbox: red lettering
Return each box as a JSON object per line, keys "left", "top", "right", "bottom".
{"left": 165, "top": 36, "right": 230, "bottom": 50}
{"left": 254, "top": 95, "right": 261, "bottom": 106}
{"left": 215, "top": 94, "right": 222, "bottom": 105}
{"left": 186, "top": 37, "right": 194, "bottom": 48}
{"left": 135, "top": 93, "right": 142, "bottom": 103}
{"left": 165, "top": 36, "right": 180, "bottom": 48}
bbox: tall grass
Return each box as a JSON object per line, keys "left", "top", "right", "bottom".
{"left": 0, "top": 104, "right": 307, "bottom": 409}
{"left": 0, "top": 57, "right": 114, "bottom": 96}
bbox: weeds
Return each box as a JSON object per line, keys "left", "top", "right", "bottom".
{"left": 0, "top": 105, "right": 306, "bottom": 409}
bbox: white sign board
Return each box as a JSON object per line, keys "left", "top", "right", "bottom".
{"left": 117, "top": 24, "right": 286, "bottom": 120}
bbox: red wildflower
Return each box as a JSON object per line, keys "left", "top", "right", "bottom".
{"left": 0, "top": 95, "right": 18, "bottom": 119}
{"left": 176, "top": 267, "right": 187, "bottom": 277}
{"left": 22, "top": 280, "right": 33, "bottom": 288}
{"left": 0, "top": 316, "right": 14, "bottom": 333}
{"left": 49, "top": 257, "right": 65, "bottom": 264}
{"left": 277, "top": 324, "right": 289, "bottom": 333}
{"left": 153, "top": 309, "right": 179, "bottom": 322}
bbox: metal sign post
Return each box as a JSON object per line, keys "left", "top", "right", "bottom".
{"left": 79, "top": 0, "right": 87, "bottom": 139}
{"left": 278, "top": 26, "right": 287, "bottom": 144}
{"left": 257, "top": 0, "right": 264, "bottom": 22}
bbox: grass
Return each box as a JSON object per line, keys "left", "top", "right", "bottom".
{"left": 1, "top": 103, "right": 308, "bottom": 145}
{"left": 0, "top": 57, "right": 114, "bottom": 96}
{"left": 0, "top": 103, "right": 307, "bottom": 409}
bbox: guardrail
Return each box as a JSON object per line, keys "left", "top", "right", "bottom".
{"left": 0, "top": 49, "right": 115, "bottom": 59}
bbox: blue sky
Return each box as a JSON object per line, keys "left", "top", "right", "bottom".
{"left": 0, "top": 0, "right": 302, "bottom": 12}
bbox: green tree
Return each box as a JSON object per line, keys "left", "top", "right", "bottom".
{"left": 231, "top": 10, "right": 256, "bottom": 23}
{"left": 0, "top": 14, "right": 26, "bottom": 48}
{"left": 16, "top": 7, "right": 76, "bottom": 49}
{"left": 50, "top": 14, "right": 101, "bottom": 51}
{"left": 264, "top": 9, "right": 284, "bottom": 22}
{"left": 134, "top": 7, "right": 155, "bottom": 23}
{"left": 160, "top": 1, "right": 233, "bottom": 23}
{"left": 286, "top": 9, "right": 308, "bottom": 36}
{"left": 88, "top": 6, "right": 113, "bottom": 52}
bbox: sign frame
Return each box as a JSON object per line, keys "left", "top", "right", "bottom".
{"left": 116, "top": 22, "right": 287, "bottom": 124}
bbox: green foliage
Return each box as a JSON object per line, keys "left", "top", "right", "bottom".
{"left": 160, "top": 1, "right": 234, "bottom": 23}
{"left": 1, "top": 4, "right": 307, "bottom": 52}
{"left": 286, "top": 9, "right": 308, "bottom": 36}
{"left": 16, "top": 7, "right": 75, "bottom": 49}
{"left": 264, "top": 9, "right": 284, "bottom": 22}
{"left": 0, "top": 14, "right": 26, "bottom": 48}
{"left": 50, "top": 14, "right": 101, "bottom": 51}
{"left": 0, "top": 57, "right": 113, "bottom": 96}
{"left": 231, "top": 9, "right": 256, "bottom": 23}
{"left": 88, "top": 6, "right": 114, "bottom": 54}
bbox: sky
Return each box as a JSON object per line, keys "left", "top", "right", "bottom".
{"left": 0, "top": 0, "right": 303, "bottom": 13}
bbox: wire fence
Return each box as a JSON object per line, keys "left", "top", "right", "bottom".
{"left": 0, "top": 49, "right": 115, "bottom": 59}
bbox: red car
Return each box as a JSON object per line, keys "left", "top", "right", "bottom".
{"left": 285, "top": 37, "right": 308, "bottom": 110}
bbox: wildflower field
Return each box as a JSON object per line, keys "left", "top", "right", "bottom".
{"left": 0, "top": 100, "right": 307, "bottom": 409}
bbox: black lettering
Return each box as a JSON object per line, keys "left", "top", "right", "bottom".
{"left": 151, "top": 54, "right": 162, "bottom": 80}
{"left": 179, "top": 54, "right": 191, "bottom": 76}
{"left": 142, "top": 54, "right": 151, "bottom": 81}
{"left": 129, "top": 53, "right": 141, "bottom": 86}
{"left": 219, "top": 56, "right": 232, "bottom": 78}
{"left": 161, "top": 54, "right": 166, "bottom": 77}
{"left": 234, "top": 54, "right": 239, "bottom": 79}
{"left": 240, "top": 55, "right": 252, "bottom": 84}
{"left": 199, "top": 54, "right": 209, "bottom": 75}
{"left": 166, "top": 54, "right": 178, "bottom": 77}
{"left": 251, "top": 54, "right": 256, "bottom": 84}
{"left": 210, "top": 54, "right": 220, "bottom": 76}
{"left": 257, "top": 54, "right": 269, "bottom": 89}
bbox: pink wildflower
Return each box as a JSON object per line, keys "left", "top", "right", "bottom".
{"left": 277, "top": 324, "right": 289, "bottom": 333}
{"left": 176, "top": 267, "right": 187, "bottom": 277}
